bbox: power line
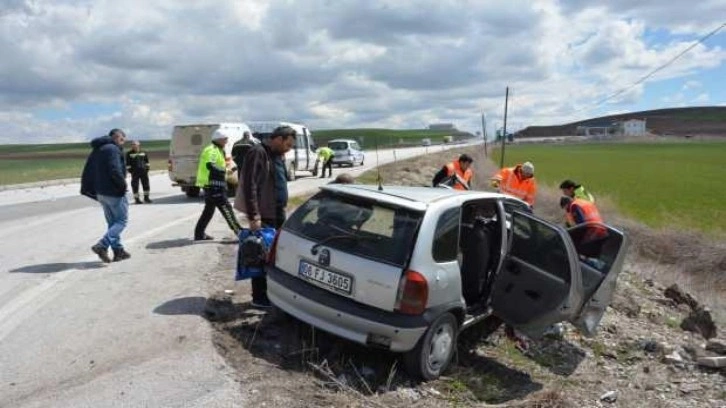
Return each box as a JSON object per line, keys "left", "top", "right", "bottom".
{"left": 580, "top": 22, "right": 726, "bottom": 113}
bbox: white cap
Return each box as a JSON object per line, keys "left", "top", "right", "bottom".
{"left": 522, "top": 161, "right": 534, "bottom": 176}
{"left": 211, "top": 128, "right": 231, "bottom": 141}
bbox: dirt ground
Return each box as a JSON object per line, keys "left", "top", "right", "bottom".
{"left": 202, "top": 147, "right": 726, "bottom": 407}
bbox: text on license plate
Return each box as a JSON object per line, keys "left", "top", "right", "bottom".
{"left": 298, "top": 261, "right": 353, "bottom": 295}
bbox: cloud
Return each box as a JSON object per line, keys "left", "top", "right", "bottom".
{"left": 0, "top": 0, "right": 724, "bottom": 143}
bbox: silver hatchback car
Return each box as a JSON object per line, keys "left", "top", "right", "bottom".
{"left": 267, "top": 185, "right": 628, "bottom": 380}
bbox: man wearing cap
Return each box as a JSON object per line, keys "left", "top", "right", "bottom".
{"left": 490, "top": 161, "right": 537, "bottom": 207}
{"left": 193, "top": 129, "right": 243, "bottom": 241}
{"left": 432, "top": 154, "right": 474, "bottom": 190}
{"left": 559, "top": 179, "right": 595, "bottom": 203}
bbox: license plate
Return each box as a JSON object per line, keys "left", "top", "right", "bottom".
{"left": 298, "top": 261, "right": 353, "bottom": 295}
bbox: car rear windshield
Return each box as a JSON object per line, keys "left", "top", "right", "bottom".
{"left": 328, "top": 142, "right": 348, "bottom": 150}
{"left": 284, "top": 191, "right": 423, "bottom": 267}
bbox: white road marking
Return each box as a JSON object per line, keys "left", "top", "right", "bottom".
{"left": 0, "top": 213, "right": 199, "bottom": 342}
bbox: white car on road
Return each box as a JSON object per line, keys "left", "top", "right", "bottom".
{"left": 266, "top": 185, "right": 628, "bottom": 379}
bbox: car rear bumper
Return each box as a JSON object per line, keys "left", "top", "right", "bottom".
{"left": 267, "top": 266, "right": 427, "bottom": 352}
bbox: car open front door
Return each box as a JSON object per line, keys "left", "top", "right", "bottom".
{"left": 490, "top": 211, "right": 583, "bottom": 338}
{"left": 567, "top": 223, "right": 629, "bottom": 336}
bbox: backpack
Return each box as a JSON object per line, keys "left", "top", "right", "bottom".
{"left": 236, "top": 228, "right": 277, "bottom": 280}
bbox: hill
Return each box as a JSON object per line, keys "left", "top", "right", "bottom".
{"left": 516, "top": 106, "right": 726, "bottom": 138}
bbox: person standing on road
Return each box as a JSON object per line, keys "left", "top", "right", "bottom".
{"left": 235, "top": 125, "right": 296, "bottom": 308}
{"left": 316, "top": 145, "right": 335, "bottom": 178}
{"left": 559, "top": 179, "right": 595, "bottom": 203}
{"left": 81, "top": 128, "right": 132, "bottom": 263}
{"left": 432, "top": 154, "right": 474, "bottom": 190}
{"left": 490, "top": 161, "right": 537, "bottom": 207}
{"left": 231, "top": 131, "right": 258, "bottom": 179}
{"left": 125, "top": 140, "right": 152, "bottom": 204}
{"left": 193, "top": 129, "right": 243, "bottom": 241}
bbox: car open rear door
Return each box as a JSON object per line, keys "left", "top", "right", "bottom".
{"left": 489, "top": 211, "right": 583, "bottom": 338}
{"left": 567, "top": 223, "right": 629, "bottom": 336}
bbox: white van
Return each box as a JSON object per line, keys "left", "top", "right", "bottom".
{"left": 247, "top": 121, "right": 318, "bottom": 181}
{"left": 168, "top": 123, "right": 251, "bottom": 197}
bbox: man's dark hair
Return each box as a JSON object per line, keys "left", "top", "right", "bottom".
{"left": 559, "top": 179, "right": 577, "bottom": 189}
{"left": 271, "top": 126, "right": 296, "bottom": 140}
{"left": 108, "top": 128, "right": 125, "bottom": 138}
{"left": 458, "top": 154, "right": 473, "bottom": 164}
{"left": 560, "top": 196, "right": 573, "bottom": 208}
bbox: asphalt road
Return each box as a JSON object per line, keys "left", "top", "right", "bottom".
{"left": 0, "top": 143, "right": 466, "bottom": 407}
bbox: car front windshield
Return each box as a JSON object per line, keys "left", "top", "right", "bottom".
{"left": 284, "top": 192, "right": 423, "bottom": 266}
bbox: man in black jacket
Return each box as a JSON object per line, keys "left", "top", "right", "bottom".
{"left": 81, "top": 128, "right": 131, "bottom": 263}
{"left": 125, "top": 140, "right": 152, "bottom": 204}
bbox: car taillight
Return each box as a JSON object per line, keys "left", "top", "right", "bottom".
{"left": 395, "top": 270, "right": 428, "bottom": 315}
{"left": 267, "top": 230, "right": 281, "bottom": 265}
{"left": 167, "top": 158, "right": 173, "bottom": 172}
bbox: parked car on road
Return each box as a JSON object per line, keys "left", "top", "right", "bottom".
{"left": 327, "top": 139, "right": 364, "bottom": 167}
{"left": 266, "top": 185, "right": 629, "bottom": 380}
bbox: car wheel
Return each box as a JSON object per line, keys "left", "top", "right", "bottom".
{"left": 185, "top": 186, "right": 200, "bottom": 198}
{"left": 403, "top": 312, "right": 457, "bottom": 380}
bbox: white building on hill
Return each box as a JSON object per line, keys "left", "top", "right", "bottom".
{"left": 617, "top": 119, "right": 647, "bottom": 136}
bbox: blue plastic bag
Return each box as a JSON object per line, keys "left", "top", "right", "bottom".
{"left": 235, "top": 227, "right": 277, "bottom": 281}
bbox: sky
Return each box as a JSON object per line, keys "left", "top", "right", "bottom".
{"left": 0, "top": 0, "right": 725, "bottom": 144}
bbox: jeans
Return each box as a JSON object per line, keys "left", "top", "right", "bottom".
{"left": 97, "top": 194, "right": 129, "bottom": 250}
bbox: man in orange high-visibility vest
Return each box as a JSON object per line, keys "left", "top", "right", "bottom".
{"left": 490, "top": 161, "right": 537, "bottom": 206}
{"left": 560, "top": 196, "right": 608, "bottom": 259}
{"left": 432, "top": 154, "right": 474, "bottom": 190}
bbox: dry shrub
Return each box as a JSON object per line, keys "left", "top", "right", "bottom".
{"left": 524, "top": 390, "right": 572, "bottom": 408}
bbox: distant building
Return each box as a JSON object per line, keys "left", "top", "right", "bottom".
{"left": 615, "top": 119, "right": 647, "bottom": 136}
{"left": 429, "top": 123, "right": 456, "bottom": 131}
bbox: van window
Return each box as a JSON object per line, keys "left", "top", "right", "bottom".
{"left": 191, "top": 134, "right": 203, "bottom": 145}
{"left": 285, "top": 192, "right": 423, "bottom": 267}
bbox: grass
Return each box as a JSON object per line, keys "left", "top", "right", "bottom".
{"left": 0, "top": 155, "right": 169, "bottom": 185}
{"left": 491, "top": 141, "right": 726, "bottom": 233}
{"left": 313, "top": 128, "right": 462, "bottom": 149}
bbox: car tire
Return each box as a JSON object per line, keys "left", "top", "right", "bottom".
{"left": 185, "top": 186, "right": 200, "bottom": 198}
{"left": 403, "top": 312, "right": 458, "bottom": 380}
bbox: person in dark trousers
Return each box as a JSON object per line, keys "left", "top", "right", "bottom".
{"left": 193, "top": 129, "right": 243, "bottom": 241}
{"left": 316, "top": 146, "right": 335, "bottom": 178}
{"left": 125, "top": 140, "right": 152, "bottom": 204}
{"left": 231, "top": 131, "right": 258, "bottom": 178}
{"left": 235, "top": 126, "right": 296, "bottom": 308}
{"left": 81, "top": 128, "right": 132, "bottom": 263}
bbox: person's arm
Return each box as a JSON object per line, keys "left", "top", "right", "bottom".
{"left": 571, "top": 203, "right": 587, "bottom": 225}
{"left": 432, "top": 166, "right": 448, "bottom": 186}
{"left": 143, "top": 151, "right": 150, "bottom": 170}
{"left": 105, "top": 146, "right": 127, "bottom": 192}
{"left": 125, "top": 151, "right": 132, "bottom": 173}
{"left": 242, "top": 148, "right": 266, "bottom": 221}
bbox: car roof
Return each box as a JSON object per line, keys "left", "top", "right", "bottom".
{"left": 328, "top": 139, "right": 357, "bottom": 143}
{"left": 320, "top": 184, "right": 508, "bottom": 211}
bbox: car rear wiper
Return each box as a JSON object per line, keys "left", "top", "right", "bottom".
{"left": 310, "top": 233, "right": 382, "bottom": 255}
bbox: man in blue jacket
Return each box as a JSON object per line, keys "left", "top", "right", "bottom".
{"left": 81, "top": 128, "right": 131, "bottom": 263}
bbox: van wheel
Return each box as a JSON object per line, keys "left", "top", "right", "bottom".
{"left": 403, "top": 312, "right": 457, "bottom": 380}
{"left": 185, "top": 187, "right": 200, "bottom": 198}
{"left": 286, "top": 162, "right": 296, "bottom": 181}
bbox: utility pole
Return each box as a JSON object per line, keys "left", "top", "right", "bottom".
{"left": 481, "top": 112, "right": 488, "bottom": 158}
{"left": 500, "top": 87, "right": 509, "bottom": 169}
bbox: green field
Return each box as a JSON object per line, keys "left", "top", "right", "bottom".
{"left": 492, "top": 141, "right": 726, "bottom": 233}
{"left": 313, "top": 128, "right": 460, "bottom": 149}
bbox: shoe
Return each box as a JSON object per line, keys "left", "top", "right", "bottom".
{"left": 144, "top": 196, "right": 152, "bottom": 203}
{"left": 112, "top": 248, "right": 131, "bottom": 262}
{"left": 91, "top": 244, "right": 111, "bottom": 263}
{"left": 194, "top": 234, "right": 214, "bottom": 241}
{"left": 251, "top": 298, "right": 272, "bottom": 309}
{"left": 134, "top": 198, "right": 143, "bottom": 204}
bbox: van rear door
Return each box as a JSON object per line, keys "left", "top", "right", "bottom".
{"left": 170, "top": 125, "right": 217, "bottom": 185}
